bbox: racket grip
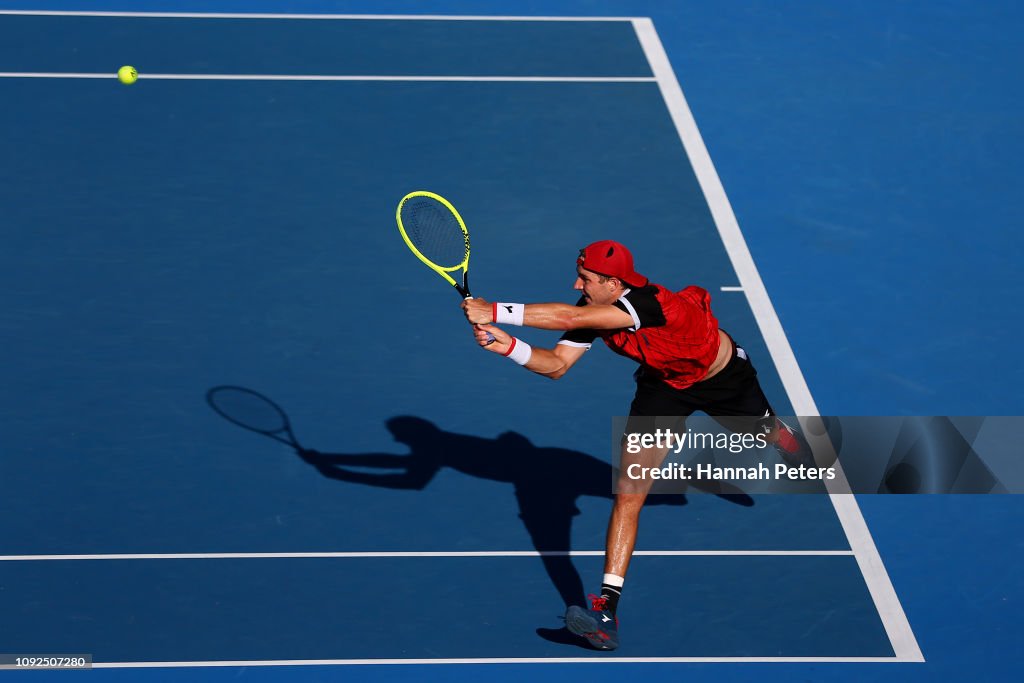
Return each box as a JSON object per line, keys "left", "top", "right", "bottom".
{"left": 464, "top": 296, "right": 497, "bottom": 345}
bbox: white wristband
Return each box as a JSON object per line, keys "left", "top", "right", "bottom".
{"left": 502, "top": 337, "right": 533, "bottom": 366}
{"left": 494, "top": 302, "right": 525, "bottom": 326}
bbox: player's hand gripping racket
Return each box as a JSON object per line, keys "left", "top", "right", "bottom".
{"left": 396, "top": 191, "right": 495, "bottom": 343}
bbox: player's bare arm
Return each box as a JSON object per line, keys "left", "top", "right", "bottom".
{"left": 471, "top": 323, "right": 588, "bottom": 379}
{"left": 462, "top": 298, "right": 634, "bottom": 331}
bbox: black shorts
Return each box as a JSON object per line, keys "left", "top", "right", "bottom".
{"left": 625, "top": 337, "right": 775, "bottom": 437}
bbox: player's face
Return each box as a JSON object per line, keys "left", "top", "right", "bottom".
{"left": 574, "top": 266, "right": 618, "bottom": 305}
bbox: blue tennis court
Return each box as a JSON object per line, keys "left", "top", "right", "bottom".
{"left": 1, "top": 3, "right": 1020, "bottom": 683}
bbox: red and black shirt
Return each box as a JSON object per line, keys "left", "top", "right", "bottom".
{"left": 558, "top": 284, "right": 721, "bottom": 389}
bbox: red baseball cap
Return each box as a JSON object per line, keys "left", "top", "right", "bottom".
{"left": 576, "top": 240, "right": 648, "bottom": 288}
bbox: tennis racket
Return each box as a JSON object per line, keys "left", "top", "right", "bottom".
{"left": 206, "top": 385, "right": 302, "bottom": 451}
{"left": 396, "top": 190, "right": 494, "bottom": 343}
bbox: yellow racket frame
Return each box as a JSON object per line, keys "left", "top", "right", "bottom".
{"left": 396, "top": 190, "right": 472, "bottom": 293}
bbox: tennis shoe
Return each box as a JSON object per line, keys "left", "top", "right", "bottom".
{"left": 565, "top": 594, "right": 619, "bottom": 651}
{"left": 775, "top": 418, "right": 814, "bottom": 468}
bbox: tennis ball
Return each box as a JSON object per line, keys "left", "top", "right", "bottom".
{"left": 117, "top": 65, "right": 138, "bottom": 85}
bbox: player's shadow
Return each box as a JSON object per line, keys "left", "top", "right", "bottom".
{"left": 205, "top": 386, "right": 753, "bottom": 648}
{"left": 297, "top": 415, "right": 753, "bottom": 611}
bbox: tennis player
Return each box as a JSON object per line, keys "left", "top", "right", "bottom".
{"left": 461, "top": 240, "right": 810, "bottom": 651}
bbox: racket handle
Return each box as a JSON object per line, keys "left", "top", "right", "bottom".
{"left": 464, "top": 296, "right": 496, "bottom": 345}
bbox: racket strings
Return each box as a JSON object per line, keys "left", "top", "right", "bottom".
{"left": 401, "top": 198, "right": 468, "bottom": 269}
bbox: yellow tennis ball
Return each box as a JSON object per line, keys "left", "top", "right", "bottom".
{"left": 117, "top": 65, "right": 138, "bottom": 85}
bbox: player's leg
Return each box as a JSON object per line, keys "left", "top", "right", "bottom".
{"left": 604, "top": 432, "right": 669, "bottom": 577}
{"left": 565, "top": 380, "right": 689, "bottom": 650}
{"left": 564, "top": 445, "right": 663, "bottom": 650}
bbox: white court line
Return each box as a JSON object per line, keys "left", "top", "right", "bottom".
{"left": 0, "top": 72, "right": 655, "bottom": 83}
{"left": 0, "top": 550, "right": 854, "bottom": 561}
{"left": 720, "top": 286, "right": 745, "bottom": 291}
{"left": 0, "top": 10, "right": 639, "bottom": 21}
{"left": 87, "top": 656, "right": 901, "bottom": 668}
{"left": 0, "top": 72, "right": 113, "bottom": 79}
{"left": 631, "top": 18, "right": 924, "bottom": 664}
